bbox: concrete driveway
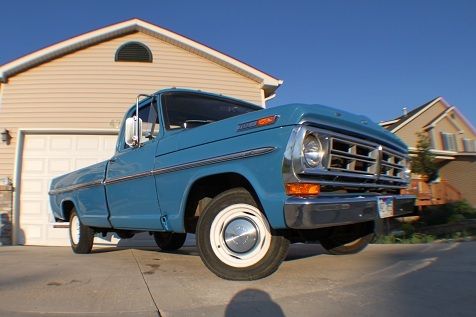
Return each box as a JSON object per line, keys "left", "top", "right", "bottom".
{"left": 1, "top": 242, "right": 475, "bottom": 317}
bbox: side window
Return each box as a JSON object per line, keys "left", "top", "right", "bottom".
{"left": 125, "top": 101, "right": 160, "bottom": 148}
{"left": 441, "top": 132, "right": 457, "bottom": 151}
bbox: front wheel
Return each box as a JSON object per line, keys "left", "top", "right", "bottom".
{"left": 197, "top": 188, "right": 289, "bottom": 281}
{"left": 69, "top": 209, "right": 95, "bottom": 254}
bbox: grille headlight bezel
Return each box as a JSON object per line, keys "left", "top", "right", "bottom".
{"left": 302, "top": 133, "right": 325, "bottom": 168}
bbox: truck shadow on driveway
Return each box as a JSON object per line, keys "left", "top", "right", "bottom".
{"left": 285, "top": 243, "right": 327, "bottom": 261}
{"left": 225, "top": 288, "right": 285, "bottom": 317}
{"left": 90, "top": 243, "right": 327, "bottom": 261}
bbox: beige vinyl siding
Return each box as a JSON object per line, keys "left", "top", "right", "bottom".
{"left": 0, "top": 32, "right": 263, "bottom": 178}
{"left": 439, "top": 158, "right": 476, "bottom": 206}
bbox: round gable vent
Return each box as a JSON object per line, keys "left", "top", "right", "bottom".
{"left": 115, "top": 42, "right": 152, "bottom": 63}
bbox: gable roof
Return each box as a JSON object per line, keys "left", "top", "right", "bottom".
{"left": 380, "top": 97, "right": 443, "bottom": 132}
{"left": 0, "top": 18, "right": 282, "bottom": 96}
{"left": 380, "top": 96, "right": 476, "bottom": 135}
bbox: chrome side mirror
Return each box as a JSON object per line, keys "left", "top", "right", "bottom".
{"left": 125, "top": 116, "right": 142, "bottom": 147}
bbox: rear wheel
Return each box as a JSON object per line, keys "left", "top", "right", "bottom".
{"left": 153, "top": 232, "right": 187, "bottom": 251}
{"left": 69, "top": 209, "right": 94, "bottom": 254}
{"left": 197, "top": 188, "right": 289, "bottom": 280}
{"left": 320, "top": 221, "right": 375, "bottom": 255}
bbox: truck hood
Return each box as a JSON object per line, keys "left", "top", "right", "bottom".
{"left": 157, "top": 103, "right": 408, "bottom": 156}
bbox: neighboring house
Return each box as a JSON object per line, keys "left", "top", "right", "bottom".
{"left": 380, "top": 97, "right": 476, "bottom": 207}
{"left": 0, "top": 18, "right": 282, "bottom": 246}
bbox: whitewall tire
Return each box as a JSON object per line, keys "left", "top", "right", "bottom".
{"left": 197, "top": 188, "right": 289, "bottom": 280}
{"left": 69, "top": 209, "right": 94, "bottom": 254}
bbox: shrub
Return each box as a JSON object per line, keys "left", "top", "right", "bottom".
{"left": 411, "top": 132, "right": 438, "bottom": 182}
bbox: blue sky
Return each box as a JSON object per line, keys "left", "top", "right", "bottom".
{"left": 1, "top": 0, "right": 475, "bottom": 124}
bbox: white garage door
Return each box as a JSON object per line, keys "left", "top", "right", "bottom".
{"left": 18, "top": 133, "right": 127, "bottom": 246}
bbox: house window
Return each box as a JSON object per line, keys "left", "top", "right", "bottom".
{"left": 463, "top": 138, "right": 476, "bottom": 152}
{"left": 115, "top": 42, "right": 152, "bottom": 63}
{"left": 441, "top": 132, "right": 457, "bottom": 151}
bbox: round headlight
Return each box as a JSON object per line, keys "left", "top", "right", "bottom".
{"left": 303, "top": 134, "right": 323, "bottom": 168}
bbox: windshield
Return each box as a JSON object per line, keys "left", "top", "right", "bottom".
{"left": 162, "top": 92, "right": 259, "bottom": 130}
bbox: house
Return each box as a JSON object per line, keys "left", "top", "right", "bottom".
{"left": 0, "top": 18, "right": 282, "bottom": 246}
{"left": 380, "top": 97, "right": 476, "bottom": 207}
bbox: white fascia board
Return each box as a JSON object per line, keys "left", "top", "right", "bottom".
{"left": 135, "top": 20, "right": 283, "bottom": 87}
{"left": 426, "top": 106, "right": 454, "bottom": 128}
{"left": 379, "top": 119, "right": 399, "bottom": 126}
{"left": 391, "top": 97, "right": 446, "bottom": 133}
{"left": 408, "top": 146, "right": 458, "bottom": 156}
{"left": 0, "top": 19, "right": 282, "bottom": 90}
{"left": 0, "top": 23, "right": 133, "bottom": 81}
{"left": 453, "top": 107, "right": 476, "bottom": 135}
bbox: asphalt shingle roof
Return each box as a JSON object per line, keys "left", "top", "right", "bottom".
{"left": 381, "top": 97, "right": 440, "bottom": 131}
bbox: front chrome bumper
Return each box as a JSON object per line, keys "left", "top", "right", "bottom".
{"left": 284, "top": 194, "right": 416, "bottom": 229}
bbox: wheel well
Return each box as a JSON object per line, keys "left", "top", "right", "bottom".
{"left": 183, "top": 173, "right": 261, "bottom": 233}
{"left": 61, "top": 201, "right": 75, "bottom": 222}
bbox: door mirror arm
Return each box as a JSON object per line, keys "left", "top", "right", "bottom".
{"left": 124, "top": 94, "right": 154, "bottom": 148}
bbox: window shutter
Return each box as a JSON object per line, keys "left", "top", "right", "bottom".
{"left": 463, "top": 138, "right": 476, "bottom": 152}
{"left": 441, "top": 132, "right": 457, "bottom": 151}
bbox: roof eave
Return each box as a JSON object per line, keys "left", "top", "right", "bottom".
{"left": 0, "top": 18, "right": 283, "bottom": 90}
{"left": 391, "top": 97, "right": 446, "bottom": 133}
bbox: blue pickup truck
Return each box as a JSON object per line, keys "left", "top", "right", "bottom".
{"left": 49, "top": 89, "right": 415, "bottom": 280}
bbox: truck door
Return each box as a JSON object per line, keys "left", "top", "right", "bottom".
{"left": 105, "top": 99, "right": 163, "bottom": 230}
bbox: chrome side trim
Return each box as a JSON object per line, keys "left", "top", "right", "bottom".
{"left": 48, "top": 180, "right": 103, "bottom": 196}
{"left": 104, "top": 171, "right": 152, "bottom": 186}
{"left": 49, "top": 147, "right": 276, "bottom": 195}
{"left": 151, "top": 147, "right": 276, "bottom": 176}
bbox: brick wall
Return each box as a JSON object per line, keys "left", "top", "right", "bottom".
{"left": 0, "top": 185, "right": 13, "bottom": 245}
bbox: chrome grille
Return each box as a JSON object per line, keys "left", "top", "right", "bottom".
{"left": 329, "top": 137, "right": 379, "bottom": 174}
{"left": 322, "top": 134, "right": 408, "bottom": 186}
{"left": 380, "top": 149, "right": 405, "bottom": 179}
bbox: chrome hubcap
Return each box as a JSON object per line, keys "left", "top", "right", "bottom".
{"left": 210, "top": 204, "right": 272, "bottom": 268}
{"left": 224, "top": 217, "right": 258, "bottom": 253}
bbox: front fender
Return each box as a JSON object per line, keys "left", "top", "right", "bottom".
{"left": 154, "top": 126, "right": 294, "bottom": 231}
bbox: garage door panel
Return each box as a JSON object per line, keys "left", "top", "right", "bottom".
{"left": 24, "top": 137, "right": 47, "bottom": 150}
{"left": 19, "top": 133, "right": 118, "bottom": 246}
{"left": 50, "top": 137, "right": 73, "bottom": 151}
{"left": 21, "top": 225, "right": 43, "bottom": 240}
{"left": 23, "top": 159, "right": 46, "bottom": 174}
{"left": 48, "top": 159, "right": 71, "bottom": 174}
{"left": 75, "top": 158, "right": 102, "bottom": 169}
{"left": 20, "top": 200, "right": 43, "bottom": 215}
{"left": 104, "top": 137, "right": 117, "bottom": 151}
{"left": 77, "top": 136, "right": 99, "bottom": 150}
{"left": 21, "top": 179, "right": 44, "bottom": 195}
{"left": 46, "top": 227, "right": 69, "bottom": 245}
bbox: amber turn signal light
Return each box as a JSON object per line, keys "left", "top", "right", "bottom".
{"left": 285, "top": 183, "right": 320, "bottom": 196}
{"left": 256, "top": 115, "right": 278, "bottom": 127}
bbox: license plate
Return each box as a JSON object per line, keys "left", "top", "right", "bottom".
{"left": 377, "top": 196, "right": 394, "bottom": 218}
